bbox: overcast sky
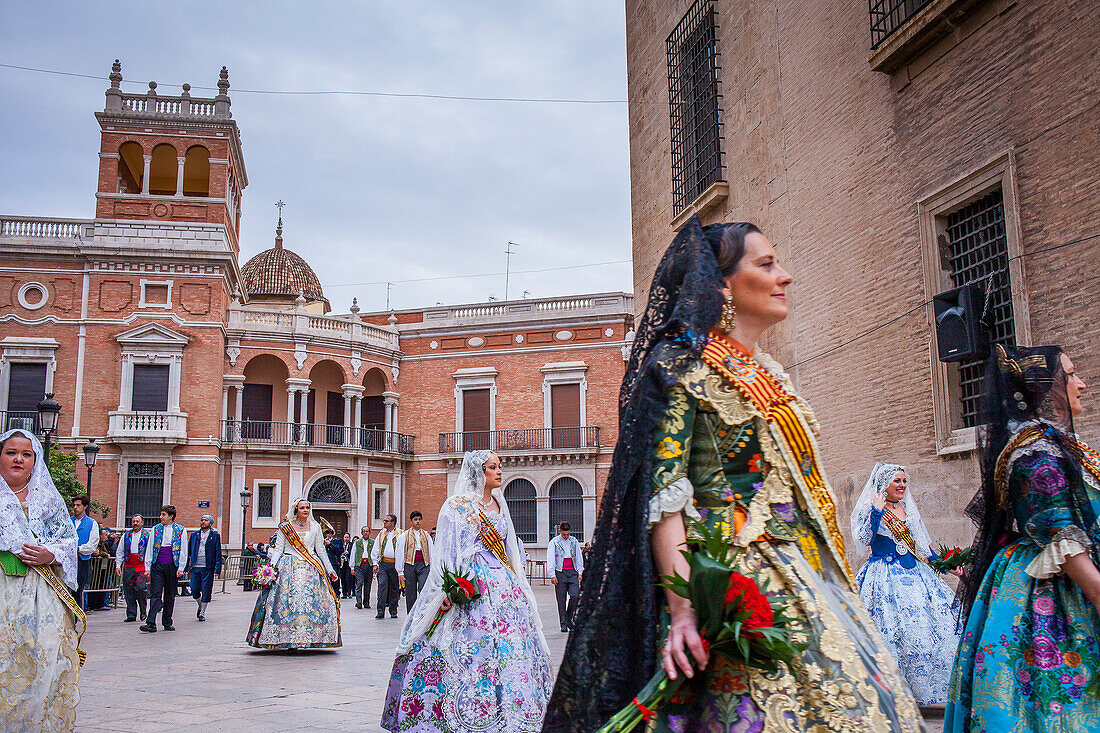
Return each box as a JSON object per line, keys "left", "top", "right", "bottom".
{"left": 0, "top": 2, "right": 632, "bottom": 312}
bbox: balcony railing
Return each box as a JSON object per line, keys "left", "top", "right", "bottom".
{"left": 0, "top": 411, "right": 39, "bottom": 434}
{"left": 226, "top": 305, "right": 399, "bottom": 351}
{"left": 107, "top": 411, "right": 188, "bottom": 442}
{"left": 438, "top": 426, "right": 600, "bottom": 454}
{"left": 220, "top": 420, "right": 414, "bottom": 455}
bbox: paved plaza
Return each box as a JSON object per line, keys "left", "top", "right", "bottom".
{"left": 76, "top": 581, "right": 943, "bottom": 732}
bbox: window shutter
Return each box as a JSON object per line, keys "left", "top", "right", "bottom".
{"left": 242, "top": 383, "right": 273, "bottom": 422}
{"left": 131, "top": 364, "right": 169, "bottom": 412}
{"left": 462, "top": 388, "right": 491, "bottom": 450}
{"left": 551, "top": 383, "right": 581, "bottom": 448}
{"left": 7, "top": 363, "right": 47, "bottom": 412}
{"left": 361, "top": 396, "right": 385, "bottom": 430}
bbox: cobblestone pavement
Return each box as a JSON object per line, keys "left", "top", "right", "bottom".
{"left": 76, "top": 582, "right": 943, "bottom": 732}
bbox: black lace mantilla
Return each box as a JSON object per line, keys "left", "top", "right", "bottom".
{"left": 542, "top": 217, "right": 729, "bottom": 731}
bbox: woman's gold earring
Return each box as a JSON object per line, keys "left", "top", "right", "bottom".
{"left": 719, "top": 296, "right": 736, "bottom": 331}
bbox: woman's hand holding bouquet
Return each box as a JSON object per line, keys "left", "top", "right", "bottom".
{"left": 426, "top": 567, "right": 481, "bottom": 638}
{"left": 599, "top": 522, "right": 807, "bottom": 732}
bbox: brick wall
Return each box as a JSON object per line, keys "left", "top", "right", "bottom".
{"left": 626, "top": 0, "right": 1100, "bottom": 550}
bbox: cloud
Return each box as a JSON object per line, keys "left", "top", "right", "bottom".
{"left": 0, "top": 1, "right": 632, "bottom": 312}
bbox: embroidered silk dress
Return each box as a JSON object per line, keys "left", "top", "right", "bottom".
{"left": 247, "top": 521, "right": 341, "bottom": 650}
{"left": 647, "top": 337, "right": 923, "bottom": 732}
{"left": 853, "top": 504, "right": 961, "bottom": 704}
{"left": 383, "top": 494, "right": 553, "bottom": 733}
{"left": 946, "top": 426, "right": 1100, "bottom": 732}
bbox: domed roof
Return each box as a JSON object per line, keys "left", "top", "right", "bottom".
{"left": 240, "top": 223, "right": 327, "bottom": 305}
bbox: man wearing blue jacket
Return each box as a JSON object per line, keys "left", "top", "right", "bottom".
{"left": 186, "top": 514, "right": 222, "bottom": 622}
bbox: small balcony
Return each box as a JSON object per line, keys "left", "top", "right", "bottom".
{"left": 0, "top": 411, "right": 40, "bottom": 434}
{"left": 438, "top": 426, "right": 600, "bottom": 455}
{"left": 107, "top": 411, "right": 188, "bottom": 444}
{"left": 220, "top": 420, "right": 414, "bottom": 456}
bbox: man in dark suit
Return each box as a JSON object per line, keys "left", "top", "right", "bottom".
{"left": 185, "top": 514, "right": 223, "bottom": 622}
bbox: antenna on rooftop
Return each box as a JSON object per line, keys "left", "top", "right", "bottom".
{"left": 505, "top": 241, "right": 520, "bottom": 301}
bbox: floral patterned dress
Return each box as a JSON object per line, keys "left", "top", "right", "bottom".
{"left": 647, "top": 351, "right": 923, "bottom": 732}
{"left": 946, "top": 431, "right": 1100, "bottom": 732}
{"left": 382, "top": 508, "right": 553, "bottom": 732}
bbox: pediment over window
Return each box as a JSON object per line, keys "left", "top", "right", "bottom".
{"left": 114, "top": 322, "right": 190, "bottom": 352}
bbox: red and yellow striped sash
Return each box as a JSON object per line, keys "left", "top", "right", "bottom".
{"left": 477, "top": 510, "right": 514, "bottom": 573}
{"left": 879, "top": 510, "right": 930, "bottom": 567}
{"left": 279, "top": 522, "right": 341, "bottom": 624}
{"left": 702, "top": 332, "right": 853, "bottom": 582}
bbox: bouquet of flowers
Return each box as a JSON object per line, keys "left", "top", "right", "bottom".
{"left": 929, "top": 545, "right": 971, "bottom": 573}
{"left": 252, "top": 563, "right": 279, "bottom": 587}
{"left": 425, "top": 567, "right": 482, "bottom": 639}
{"left": 598, "top": 522, "right": 806, "bottom": 732}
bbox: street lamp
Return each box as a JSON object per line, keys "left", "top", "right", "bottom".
{"left": 239, "top": 488, "right": 252, "bottom": 552}
{"left": 82, "top": 439, "right": 99, "bottom": 502}
{"left": 36, "top": 393, "right": 61, "bottom": 463}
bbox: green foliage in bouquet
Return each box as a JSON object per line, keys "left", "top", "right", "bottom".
{"left": 928, "top": 545, "right": 972, "bottom": 573}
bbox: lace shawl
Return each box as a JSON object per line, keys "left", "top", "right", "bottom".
{"left": 0, "top": 429, "right": 79, "bottom": 589}
{"left": 394, "top": 491, "right": 548, "bottom": 656}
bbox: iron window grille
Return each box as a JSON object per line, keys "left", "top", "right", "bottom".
{"left": 549, "top": 477, "right": 585, "bottom": 541}
{"left": 941, "top": 187, "right": 1015, "bottom": 428}
{"left": 125, "top": 462, "right": 164, "bottom": 524}
{"left": 504, "top": 479, "right": 538, "bottom": 544}
{"left": 667, "top": 0, "right": 724, "bottom": 214}
{"left": 307, "top": 475, "right": 352, "bottom": 504}
{"left": 256, "top": 484, "right": 275, "bottom": 518}
{"left": 869, "top": 0, "right": 933, "bottom": 48}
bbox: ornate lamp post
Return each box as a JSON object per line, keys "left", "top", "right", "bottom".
{"left": 239, "top": 488, "right": 252, "bottom": 552}
{"left": 36, "top": 393, "right": 61, "bottom": 463}
{"left": 82, "top": 439, "right": 99, "bottom": 502}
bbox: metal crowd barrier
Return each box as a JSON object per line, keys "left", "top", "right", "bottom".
{"left": 219, "top": 553, "right": 260, "bottom": 594}
{"left": 82, "top": 556, "right": 121, "bottom": 609}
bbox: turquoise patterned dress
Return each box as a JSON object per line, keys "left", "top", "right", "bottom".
{"left": 946, "top": 427, "right": 1100, "bottom": 732}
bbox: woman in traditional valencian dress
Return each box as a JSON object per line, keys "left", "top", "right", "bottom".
{"left": 946, "top": 345, "right": 1100, "bottom": 732}
{"left": 543, "top": 218, "right": 923, "bottom": 732}
{"left": 0, "top": 429, "right": 84, "bottom": 732}
{"left": 382, "top": 450, "right": 553, "bottom": 733}
{"left": 247, "top": 498, "right": 341, "bottom": 650}
{"left": 851, "top": 462, "right": 961, "bottom": 704}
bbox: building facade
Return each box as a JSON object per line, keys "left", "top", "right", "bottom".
{"left": 625, "top": 0, "right": 1099, "bottom": 547}
{"left": 0, "top": 62, "right": 632, "bottom": 559}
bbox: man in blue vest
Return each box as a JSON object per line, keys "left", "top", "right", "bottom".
{"left": 185, "top": 514, "right": 222, "bottom": 622}
{"left": 140, "top": 505, "right": 188, "bottom": 632}
{"left": 71, "top": 495, "right": 100, "bottom": 610}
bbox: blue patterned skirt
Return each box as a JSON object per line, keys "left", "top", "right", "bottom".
{"left": 856, "top": 556, "right": 961, "bottom": 704}
{"left": 246, "top": 555, "right": 340, "bottom": 650}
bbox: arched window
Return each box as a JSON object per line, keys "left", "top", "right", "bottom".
{"left": 183, "top": 145, "right": 210, "bottom": 197}
{"left": 504, "top": 478, "right": 537, "bottom": 544}
{"left": 549, "top": 476, "right": 584, "bottom": 540}
{"left": 117, "top": 142, "right": 144, "bottom": 194}
{"left": 307, "top": 475, "right": 352, "bottom": 504}
{"left": 149, "top": 144, "right": 177, "bottom": 196}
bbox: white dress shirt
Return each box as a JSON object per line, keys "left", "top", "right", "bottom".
{"left": 370, "top": 528, "right": 402, "bottom": 564}
{"left": 144, "top": 523, "right": 188, "bottom": 567}
{"left": 73, "top": 516, "right": 100, "bottom": 558}
{"left": 115, "top": 528, "right": 149, "bottom": 570}
{"left": 547, "top": 534, "right": 584, "bottom": 574}
{"left": 394, "top": 528, "right": 434, "bottom": 567}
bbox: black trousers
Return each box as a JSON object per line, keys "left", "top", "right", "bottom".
{"left": 73, "top": 557, "right": 91, "bottom": 609}
{"left": 403, "top": 561, "right": 430, "bottom": 611}
{"left": 555, "top": 569, "right": 580, "bottom": 628}
{"left": 340, "top": 563, "right": 355, "bottom": 597}
{"left": 148, "top": 563, "right": 178, "bottom": 627}
{"left": 121, "top": 566, "right": 148, "bottom": 620}
{"left": 354, "top": 563, "right": 374, "bottom": 607}
{"left": 376, "top": 561, "right": 400, "bottom": 616}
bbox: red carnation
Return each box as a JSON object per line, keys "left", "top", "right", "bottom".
{"left": 455, "top": 576, "right": 477, "bottom": 597}
{"left": 944, "top": 548, "right": 959, "bottom": 559}
{"left": 724, "top": 572, "right": 774, "bottom": 638}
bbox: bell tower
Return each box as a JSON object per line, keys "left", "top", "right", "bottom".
{"left": 94, "top": 60, "right": 248, "bottom": 253}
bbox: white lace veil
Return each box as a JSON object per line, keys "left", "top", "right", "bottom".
{"left": 286, "top": 497, "right": 312, "bottom": 523}
{"left": 0, "top": 428, "right": 79, "bottom": 589}
{"left": 849, "top": 461, "right": 934, "bottom": 561}
{"left": 395, "top": 450, "right": 548, "bottom": 656}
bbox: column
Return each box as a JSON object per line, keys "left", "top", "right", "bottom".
{"left": 141, "top": 155, "right": 151, "bottom": 195}
{"left": 221, "top": 385, "right": 229, "bottom": 422}
{"left": 300, "top": 390, "right": 310, "bottom": 444}
{"left": 383, "top": 391, "right": 399, "bottom": 452}
{"left": 175, "top": 156, "right": 185, "bottom": 196}
{"left": 286, "top": 378, "right": 311, "bottom": 443}
{"left": 233, "top": 384, "right": 243, "bottom": 441}
{"left": 229, "top": 454, "right": 246, "bottom": 549}
{"left": 286, "top": 386, "right": 296, "bottom": 438}
{"left": 342, "top": 390, "right": 352, "bottom": 446}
